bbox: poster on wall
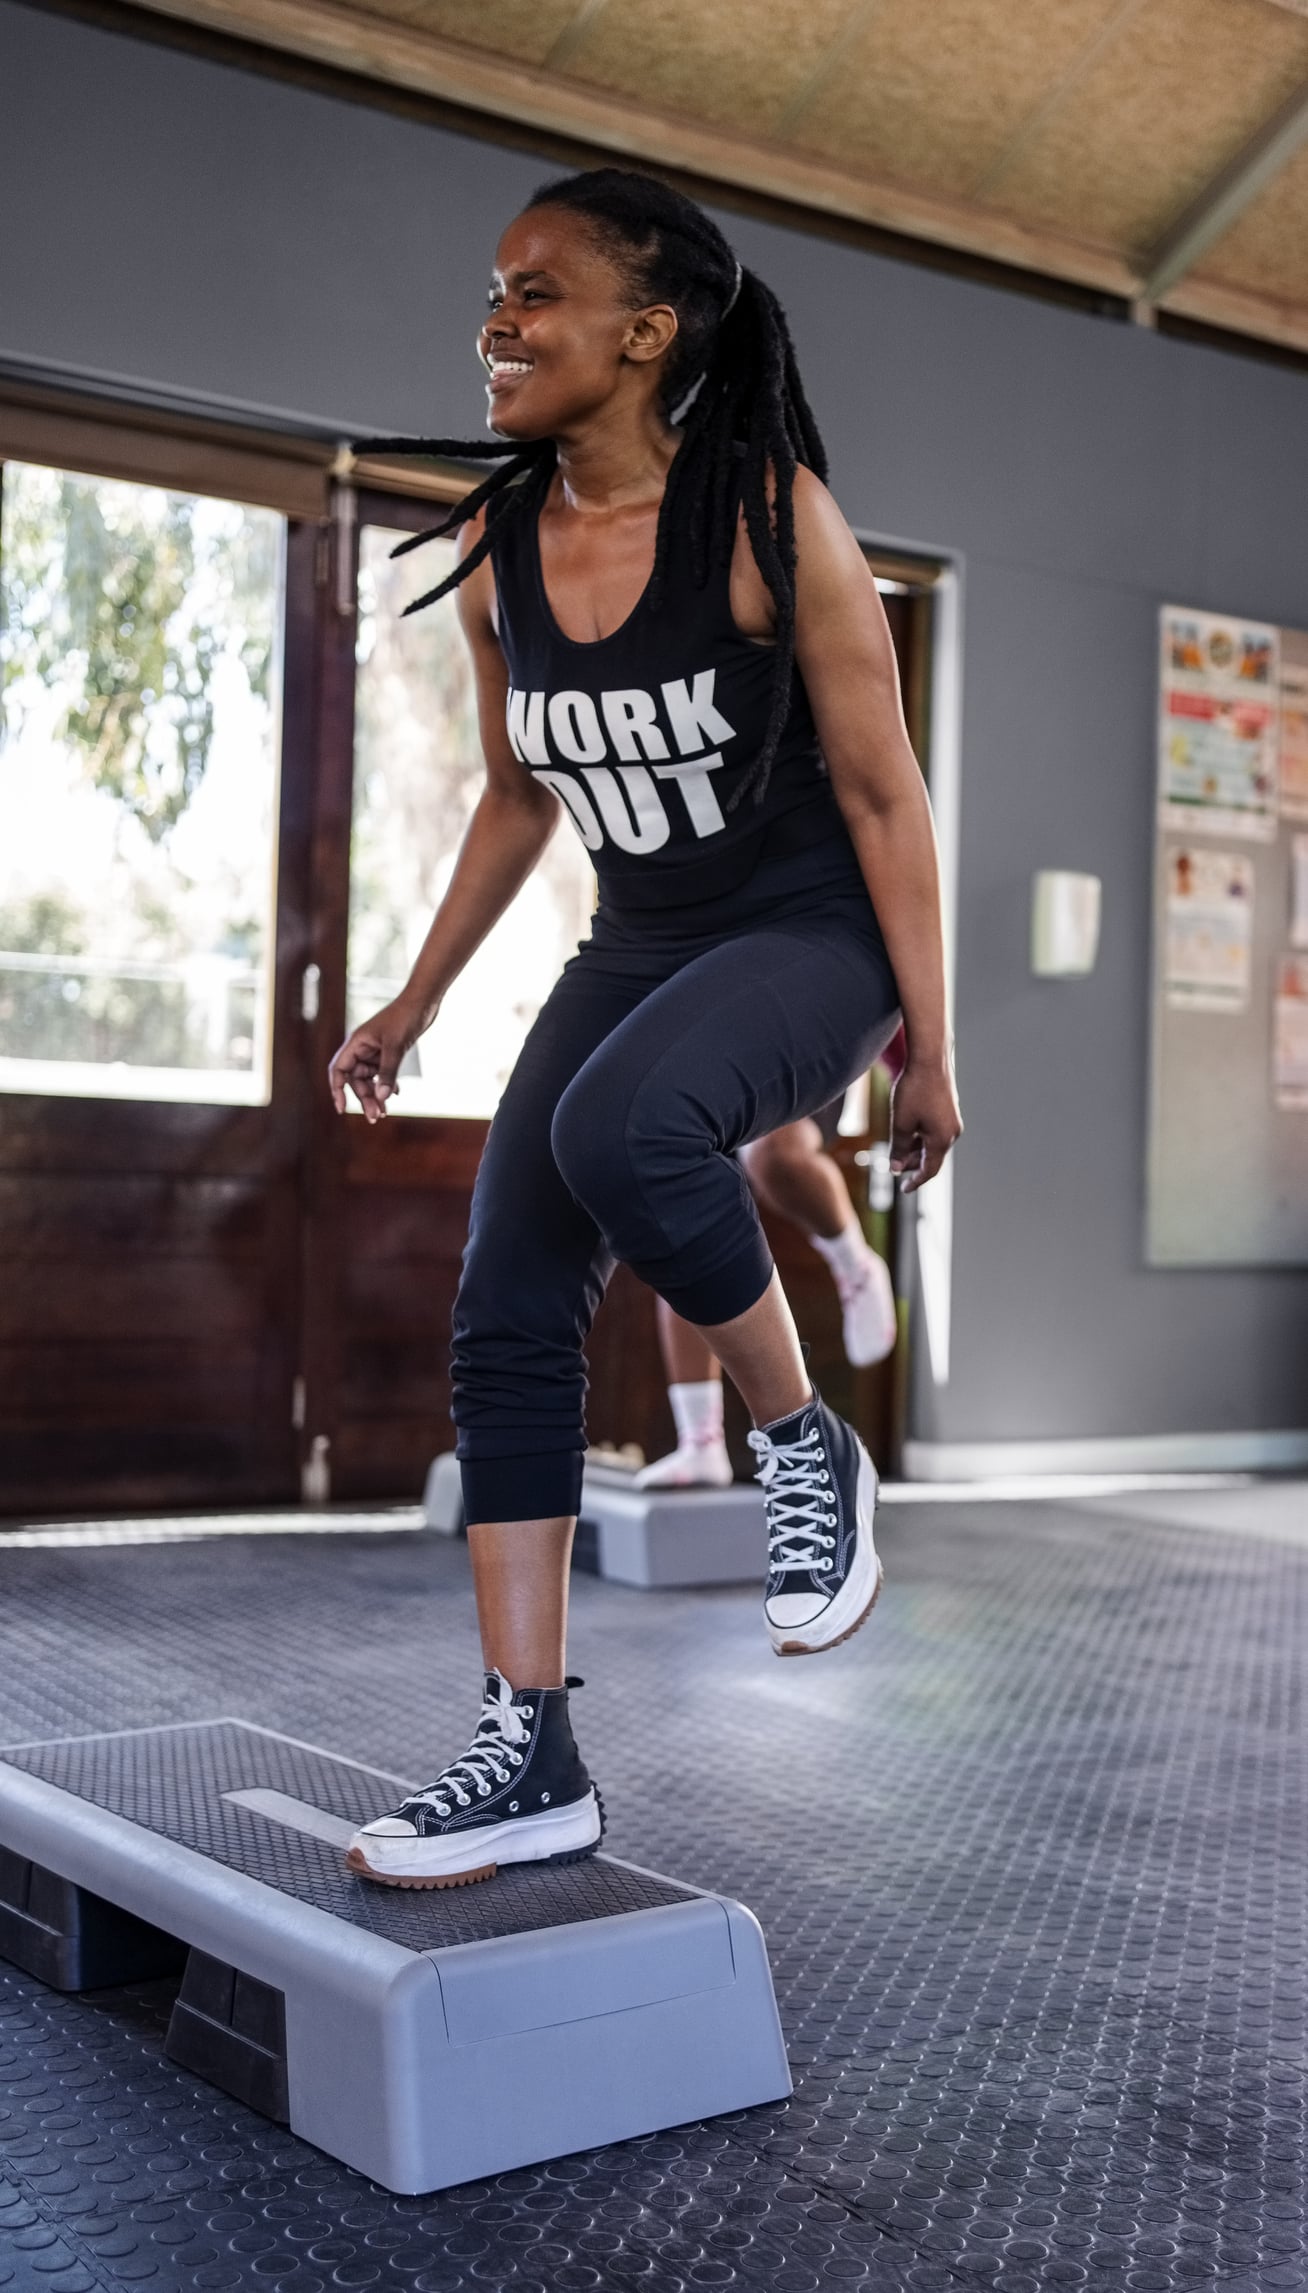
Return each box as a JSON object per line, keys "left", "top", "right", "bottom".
{"left": 1281, "top": 656, "right": 1308, "bottom": 823}
{"left": 1291, "top": 833, "right": 1308, "bottom": 951}
{"left": 1273, "top": 954, "right": 1308, "bottom": 1110}
{"left": 1159, "top": 607, "right": 1279, "bottom": 841}
{"left": 1163, "top": 847, "right": 1254, "bottom": 1011}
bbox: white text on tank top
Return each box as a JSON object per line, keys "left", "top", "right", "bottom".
{"left": 505, "top": 671, "right": 737, "bottom": 855}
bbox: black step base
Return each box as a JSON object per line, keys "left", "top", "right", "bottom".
{"left": 0, "top": 1845, "right": 187, "bottom": 1991}
{"left": 166, "top": 1948, "right": 290, "bottom": 2122}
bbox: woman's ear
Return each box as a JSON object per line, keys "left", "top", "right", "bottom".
{"left": 625, "top": 304, "right": 679, "bottom": 365}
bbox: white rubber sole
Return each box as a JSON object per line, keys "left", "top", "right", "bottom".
{"left": 345, "top": 1787, "right": 603, "bottom": 1889}
{"left": 767, "top": 1441, "right": 883, "bottom": 1657}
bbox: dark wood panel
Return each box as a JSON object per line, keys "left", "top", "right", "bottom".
{"left": 333, "top": 1416, "right": 444, "bottom": 1501}
{"left": 583, "top": 1265, "right": 665, "bottom": 1463}
{"left": 341, "top": 1184, "right": 480, "bottom": 1263}
{"left": 339, "top": 1262, "right": 457, "bottom": 1339}
{"left": 0, "top": 1176, "right": 266, "bottom": 1259}
{"left": 340, "top": 1337, "right": 451, "bottom": 1418}
{"left": 0, "top": 1342, "right": 260, "bottom": 1426}
{"left": 0, "top": 1264, "right": 265, "bottom": 1343}
{"left": 0, "top": 1425, "right": 294, "bottom": 1517}
{"left": 340, "top": 1119, "right": 488, "bottom": 1188}
{"left": 0, "top": 1097, "right": 296, "bottom": 1177}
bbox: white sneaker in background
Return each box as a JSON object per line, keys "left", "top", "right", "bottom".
{"left": 833, "top": 1247, "right": 898, "bottom": 1368}
{"left": 634, "top": 1437, "right": 734, "bottom": 1490}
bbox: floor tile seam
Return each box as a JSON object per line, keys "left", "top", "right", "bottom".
{"left": 712, "top": 2123, "right": 998, "bottom": 2286}
{"left": 0, "top": 2159, "right": 122, "bottom": 2290}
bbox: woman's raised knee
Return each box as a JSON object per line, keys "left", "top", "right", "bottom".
{"left": 550, "top": 1073, "right": 633, "bottom": 1218}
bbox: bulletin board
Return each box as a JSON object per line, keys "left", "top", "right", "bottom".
{"left": 1147, "top": 605, "right": 1308, "bottom": 1265}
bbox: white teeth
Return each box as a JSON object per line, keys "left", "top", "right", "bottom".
{"left": 490, "top": 360, "right": 532, "bottom": 375}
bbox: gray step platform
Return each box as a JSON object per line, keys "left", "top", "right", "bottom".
{"left": 579, "top": 1467, "right": 768, "bottom": 1587}
{"left": 0, "top": 1720, "right": 790, "bottom": 2194}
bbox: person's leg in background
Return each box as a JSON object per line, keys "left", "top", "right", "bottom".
{"left": 744, "top": 1113, "right": 898, "bottom": 1370}
{"left": 634, "top": 1300, "right": 733, "bottom": 1488}
{"left": 636, "top": 1098, "right": 897, "bottom": 1490}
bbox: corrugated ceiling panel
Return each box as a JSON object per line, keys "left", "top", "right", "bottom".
{"left": 782, "top": 0, "right": 1129, "bottom": 202}
{"left": 981, "top": 0, "right": 1308, "bottom": 250}
{"left": 389, "top": 0, "right": 583, "bottom": 70}
{"left": 557, "top": 0, "right": 859, "bottom": 137}
{"left": 1189, "top": 134, "right": 1308, "bottom": 302}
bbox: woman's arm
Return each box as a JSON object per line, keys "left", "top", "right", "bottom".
{"left": 329, "top": 513, "right": 561, "bottom": 1121}
{"left": 789, "top": 469, "right": 962, "bottom": 1191}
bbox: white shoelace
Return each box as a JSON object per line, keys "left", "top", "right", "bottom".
{"left": 404, "top": 1674, "right": 532, "bottom": 1818}
{"left": 747, "top": 1423, "right": 837, "bottom": 1578}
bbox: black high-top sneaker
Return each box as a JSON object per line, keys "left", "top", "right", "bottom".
{"left": 345, "top": 1671, "right": 603, "bottom": 1889}
{"left": 748, "top": 1390, "right": 883, "bottom": 1657}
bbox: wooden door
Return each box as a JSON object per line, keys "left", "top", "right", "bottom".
{"left": 0, "top": 449, "right": 320, "bottom": 1515}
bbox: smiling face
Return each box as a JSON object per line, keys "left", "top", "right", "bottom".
{"left": 478, "top": 207, "right": 679, "bottom": 443}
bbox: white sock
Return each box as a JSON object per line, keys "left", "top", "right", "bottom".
{"left": 810, "top": 1217, "right": 872, "bottom": 1286}
{"left": 669, "top": 1380, "right": 725, "bottom": 1447}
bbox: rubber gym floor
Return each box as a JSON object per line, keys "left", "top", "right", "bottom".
{"left": 0, "top": 1482, "right": 1304, "bottom": 2293}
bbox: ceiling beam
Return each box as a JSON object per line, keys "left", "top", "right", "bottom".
{"left": 1154, "top": 271, "right": 1308, "bottom": 358}
{"left": 1140, "top": 74, "right": 1308, "bottom": 302}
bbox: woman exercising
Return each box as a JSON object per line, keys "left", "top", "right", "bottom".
{"left": 329, "top": 169, "right": 961, "bottom": 1889}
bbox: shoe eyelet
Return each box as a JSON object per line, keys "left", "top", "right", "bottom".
{"left": 541, "top": 1791, "right": 551, "bottom": 1805}
{"left": 522, "top": 1705, "right": 534, "bottom": 1718}
{"left": 510, "top": 1751, "right": 522, "bottom": 1765}
{"left": 509, "top": 1801, "right": 519, "bottom": 1813}
{"left": 477, "top": 1785, "right": 489, "bottom": 1797}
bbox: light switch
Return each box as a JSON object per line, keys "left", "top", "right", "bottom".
{"left": 1031, "top": 871, "right": 1102, "bottom": 976}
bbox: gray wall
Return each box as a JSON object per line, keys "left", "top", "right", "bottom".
{"left": 4, "top": 0, "right": 1307, "bottom": 1447}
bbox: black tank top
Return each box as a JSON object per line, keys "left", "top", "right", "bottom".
{"left": 489, "top": 480, "right": 852, "bottom": 912}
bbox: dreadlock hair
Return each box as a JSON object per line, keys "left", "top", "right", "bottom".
{"left": 356, "top": 167, "right": 828, "bottom": 807}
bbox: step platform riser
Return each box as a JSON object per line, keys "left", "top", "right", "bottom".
{"left": 0, "top": 1724, "right": 790, "bottom": 2194}
{"left": 580, "top": 1472, "right": 768, "bottom": 1587}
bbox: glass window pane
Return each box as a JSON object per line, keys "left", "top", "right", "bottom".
{"left": 348, "top": 523, "right": 594, "bottom": 1119}
{"left": 0, "top": 461, "right": 284, "bottom": 1105}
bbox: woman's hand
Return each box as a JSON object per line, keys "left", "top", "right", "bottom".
{"left": 328, "top": 995, "right": 431, "bottom": 1123}
{"left": 889, "top": 1055, "right": 963, "bottom": 1193}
